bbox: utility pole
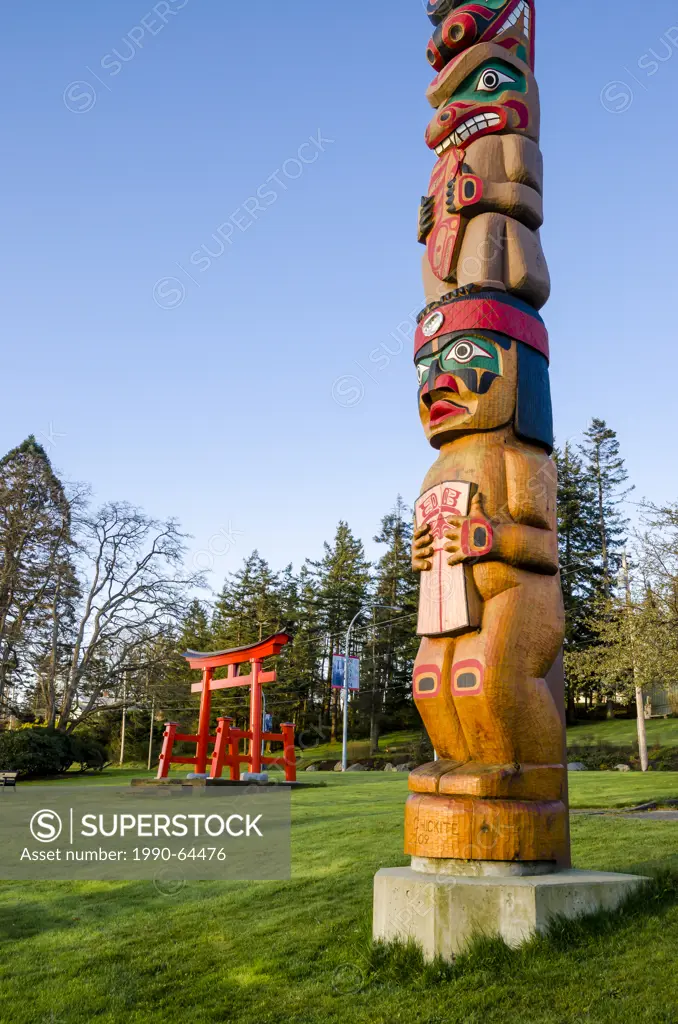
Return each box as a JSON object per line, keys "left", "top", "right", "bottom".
{"left": 119, "top": 677, "right": 127, "bottom": 766}
{"left": 622, "top": 551, "right": 649, "bottom": 772}
{"left": 147, "top": 694, "right": 155, "bottom": 772}
{"left": 341, "top": 610, "right": 362, "bottom": 773}
{"left": 342, "top": 605, "right": 401, "bottom": 771}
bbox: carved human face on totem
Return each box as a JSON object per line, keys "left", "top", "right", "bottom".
{"left": 415, "top": 328, "right": 517, "bottom": 448}
{"left": 425, "top": 0, "right": 535, "bottom": 72}
{"left": 425, "top": 43, "right": 539, "bottom": 155}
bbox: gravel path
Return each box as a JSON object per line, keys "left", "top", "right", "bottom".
{"left": 572, "top": 807, "right": 678, "bottom": 820}
{"left": 624, "top": 810, "right": 678, "bottom": 821}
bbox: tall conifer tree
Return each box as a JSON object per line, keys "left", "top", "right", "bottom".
{"left": 0, "top": 436, "right": 76, "bottom": 715}
{"left": 305, "top": 523, "right": 371, "bottom": 739}
{"left": 367, "top": 497, "right": 419, "bottom": 750}
{"left": 553, "top": 442, "right": 602, "bottom": 717}
{"left": 212, "top": 551, "right": 282, "bottom": 649}
{"left": 579, "top": 419, "right": 631, "bottom": 597}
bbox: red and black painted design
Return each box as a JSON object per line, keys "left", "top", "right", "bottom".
{"left": 419, "top": 486, "right": 470, "bottom": 545}
{"left": 420, "top": 146, "right": 475, "bottom": 282}
{"left": 425, "top": 0, "right": 457, "bottom": 25}
{"left": 425, "top": 98, "right": 530, "bottom": 153}
{"left": 460, "top": 517, "right": 494, "bottom": 558}
{"left": 447, "top": 172, "right": 484, "bottom": 212}
{"left": 451, "top": 659, "right": 485, "bottom": 696}
{"left": 425, "top": 1, "right": 535, "bottom": 72}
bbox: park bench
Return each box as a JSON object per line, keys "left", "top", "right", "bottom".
{"left": 0, "top": 772, "right": 18, "bottom": 787}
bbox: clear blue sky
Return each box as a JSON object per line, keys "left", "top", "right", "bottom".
{"left": 5, "top": 0, "right": 678, "bottom": 584}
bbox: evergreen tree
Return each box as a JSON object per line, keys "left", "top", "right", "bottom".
{"left": 263, "top": 561, "right": 321, "bottom": 734}
{"left": 366, "top": 497, "right": 419, "bottom": 751}
{"left": 180, "top": 599, "right": 213, "bottom": 653}
{"left": 305, "top": 523, "right": 371, "bottom": 739}
{"left": 553, "top": 442, "right": 603, "bottom": 718}
{"left": 211, "top": 553, "right": 303, "bottom": 732}
{"left": 0, "top": 436, "right": 76, "bottom": 716}
{"left": 280, "top": 563, "right": 327, "bottom": 746}
{"left": 579, "top": 419, "right": 632, "bottom": 597}
{"left": 212, "top": 551, "right": 282, "bottom": 649}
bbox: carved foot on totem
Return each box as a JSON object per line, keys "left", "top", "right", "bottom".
{"left": 409, "top": 760, "right": 565, "bottom": 801}
{"left": 408, "top": 760, "right": 468, "bottom": 794}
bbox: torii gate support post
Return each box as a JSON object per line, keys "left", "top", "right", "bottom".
{"left": 156, "top": 722, "right": 178, "bottom": 779}
{"left": 210, "top": 716, "right": 236, "bottom": 781}
{"left": 196, "top": 667, "right": 214, "bottom": 774}
{"left": 250, "top": 660, "right": 263, "bottom": 774}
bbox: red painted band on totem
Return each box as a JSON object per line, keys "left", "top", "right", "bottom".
{"left": 414, "top": 296, "right": 549, "bottom": 360}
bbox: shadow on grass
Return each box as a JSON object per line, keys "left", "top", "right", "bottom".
{"left": 0, "top": 868, "right": 369, "bottom": 944}
{"left": 626, "top": 854, "right": 678, "bottom": 875}
{"left": 362, "top": 870, "right": 678, "bottom": 991}
{"left": 0, "top": 882, "right": 141, "bottom": 941}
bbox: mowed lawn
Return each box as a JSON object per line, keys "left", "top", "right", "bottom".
{"left": 21, "top": 765, "right": 678, "bottom": 809}
{"left": 566, "top": 717, "right": 678, "bottom": 749}
{"left": 296, "top": 730, "right": 423, "bottom": 764}
{"left": 1, "top": 773, "right": 678, "bottom": 1024}
{"left": 295, "top": 718, "right": 678, "bottom": 765}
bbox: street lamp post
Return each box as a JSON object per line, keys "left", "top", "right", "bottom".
{"left": 341, "top": 604, "right": 401, "bottom": 772}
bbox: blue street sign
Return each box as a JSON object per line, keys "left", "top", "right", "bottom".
{"left": 331, "top": 654, "right": 360, "bottom": 691}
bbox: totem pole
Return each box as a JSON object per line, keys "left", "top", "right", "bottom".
{"left": 374, "top": 4, "right": 644, "bottom": 955}
{"left": 407, "top": 0, "right": 569, "bottom": 867}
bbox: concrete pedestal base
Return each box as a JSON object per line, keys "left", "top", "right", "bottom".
{"left": 373, "top": 865, "right": 647, "bottom": 960}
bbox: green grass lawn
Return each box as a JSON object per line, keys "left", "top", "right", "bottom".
{"left": 25, "top": 766, "right": 678, "bottom": 809}
{"left": 296, "top": 730, "right": 423, "bottom": 763}
{"left": 566, "top": 716, "right": 678, "bottom": 748}
{"left": 568, "top": 771, "right": 678, "bottom": 807}
{"left": 293, "top": 717, "right": 678, "bottom": 765}
{"left": 1, "top": 773, "right": 678, "bottom": 1023}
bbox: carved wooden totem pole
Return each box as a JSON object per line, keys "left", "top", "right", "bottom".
{"left": 408, "top": 0, "right": 569, "bottom": 867}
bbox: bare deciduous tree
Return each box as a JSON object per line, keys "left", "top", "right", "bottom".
{"left": 565, "top": 501, "right": 678, "bottom": 769}
{"left": 47, "top": 502, "right": 204, "bottom": 731}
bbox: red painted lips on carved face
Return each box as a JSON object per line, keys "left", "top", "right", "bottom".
{"left": 429, "top": 399, "right": 468, "bottom": 423}
{"left": 423, "top": 372, "right": 469, "bottom": 424}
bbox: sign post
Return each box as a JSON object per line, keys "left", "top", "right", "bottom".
{"left": 339, "top": 605, "right": 401, "bottom": 771}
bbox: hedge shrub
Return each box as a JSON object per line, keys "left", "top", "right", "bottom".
{"left": 0, "top": 728, "right": 107, "bottom": 778}
{"left": 567, "top": 743, "right": 678, "bottom": 772}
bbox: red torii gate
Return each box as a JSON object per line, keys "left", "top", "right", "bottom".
{"left": 156, "top": 632, "right": 296, "bottom": 782}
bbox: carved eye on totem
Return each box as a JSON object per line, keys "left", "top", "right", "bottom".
{"left": 415, "top": 335, "right": 501, "bottom": 392}
{"left": 447, "top": 340, "right": 493, "bottom": 364}
{"left": 476, "top": 67, "right": 516, "bottom": 92}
